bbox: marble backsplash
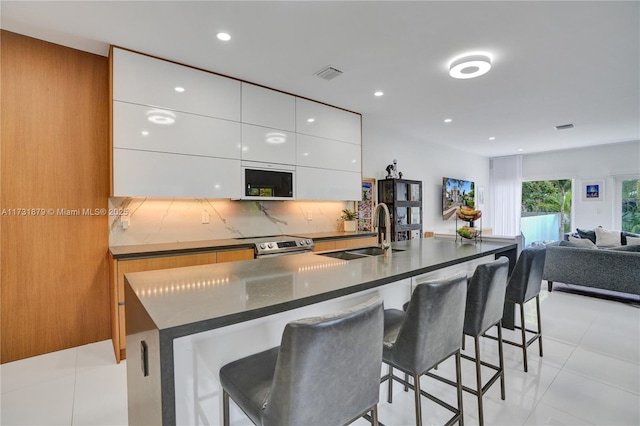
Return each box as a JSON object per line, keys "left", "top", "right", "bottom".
{"left": 109, "top": 198, "right": 352, "bottom": 246}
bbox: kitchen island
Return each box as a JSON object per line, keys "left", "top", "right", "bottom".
{"left": 124, "top": 237, "right": 517, "bottom": 425}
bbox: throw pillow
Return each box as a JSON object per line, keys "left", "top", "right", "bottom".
{"left": 576, "top": 228, "right": 597, "bottom": 244}
{"left": 568, "top": 236, "right": 598, "bottom": 248}
{"left": 626, "top": 236, "right": 640, "bottom": 246}
{"left": 608, "top": 244, "right": 640, "bottom": 252}
{"left": 560, "top": 239, "right": 597, "bottom": 249}
{"left": 595, "top": 227, "right": 621, "bottom": 247}
{"left": 622, "top": 231, "right": 640, "bottom": 245}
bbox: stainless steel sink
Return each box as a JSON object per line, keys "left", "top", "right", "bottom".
{"left": 316, "top": 246, "right": 405, "bottom": 260}
{"left": 317, "top": 251, "right": 369, "bottom": 260}
{"left": 348, "top": 247, "right": 406, "bottom": 256}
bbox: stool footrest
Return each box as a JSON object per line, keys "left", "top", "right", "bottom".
{"left": 381, "top": 368, "right": 462, "bottom": 423}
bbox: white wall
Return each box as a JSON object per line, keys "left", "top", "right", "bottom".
{"left": 362, "top": 119, "right": 491, "bottom": 234}
{"left": 521, "top": 140, "right": 640, "bottom": 230}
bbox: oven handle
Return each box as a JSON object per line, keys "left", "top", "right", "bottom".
{"left": 255, "top": 250, "right": 313, "bottom": 259}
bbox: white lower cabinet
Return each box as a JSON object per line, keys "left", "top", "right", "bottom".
{"left": 240, "top": 123, "right": 296, "bottom": 165}
{"left": 296, "top": 134, "right": 360, "bottom": 172}
{"left": 113, "top": 149, "right": 240, "bottom": 198}
{"left": 296, "top": 166, "right": 361, "bottom": 200}
{"left": 113, "top": 101, "right": 241, "bottom": 159}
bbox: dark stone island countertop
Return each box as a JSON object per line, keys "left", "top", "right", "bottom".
{"left": 124, "top": 237, "right": 516, "bottom": 337}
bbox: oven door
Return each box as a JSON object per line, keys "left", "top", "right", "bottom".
{"left": 240, "top": 162, "right": 295, "bottom": 200}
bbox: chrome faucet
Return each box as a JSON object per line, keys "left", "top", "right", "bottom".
{"left": 373, "top": 203, "right": 392, "bottom": 257}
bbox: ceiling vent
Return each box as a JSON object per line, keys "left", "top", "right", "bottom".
{"left": 315, "top": 66, "right": 344, "bottom": 81}
{"left": 554, "top": 123, "right": 575, "bottom": 130}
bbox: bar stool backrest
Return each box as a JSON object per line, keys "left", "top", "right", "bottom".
{"left": 389, "top": 271, "right": 468, "bottom": 374}
{"left": 262, "top": 296, "right": 384, "bottom": 426}
{"left": 464, "top": 257, "right": 510, "bottom": 336}
{"left": 506, "top": 247, "right": 547, "bottom": 304}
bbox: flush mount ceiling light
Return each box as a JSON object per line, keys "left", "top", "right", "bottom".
{"left": 448, "top": 52, "right": 493, "bottom": 79}
{"left": 216, "top": 32, "right": 231, "bottom": 41}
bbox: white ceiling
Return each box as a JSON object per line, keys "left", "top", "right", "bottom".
{"left": 2, "top": 1, "right": 639, "bottom": 158}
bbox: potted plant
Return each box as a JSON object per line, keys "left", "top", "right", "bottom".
{"left": 341, "top": 208, "right": 358, "bottom": 232}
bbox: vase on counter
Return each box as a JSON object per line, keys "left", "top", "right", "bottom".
{"left": 343, "top": 220, "right": 357, "bottom": 232}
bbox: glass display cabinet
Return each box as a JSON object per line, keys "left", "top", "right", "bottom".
{"left": 377, "top": 179, "right": 423, "bottom": 241}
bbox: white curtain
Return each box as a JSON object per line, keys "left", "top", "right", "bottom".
{"left": 490, "top": 155, "right": 522, "bottom": 236}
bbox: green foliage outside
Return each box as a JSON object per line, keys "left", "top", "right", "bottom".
{"left": 522, "top": 180, "right": 572, "bottom": 233}
{"left": 622, "top": 179, "right": 640, "bottom": 233}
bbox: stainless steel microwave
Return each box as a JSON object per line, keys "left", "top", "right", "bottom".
{"left": 240, "top": 162, "right": 295, "bottom": 200}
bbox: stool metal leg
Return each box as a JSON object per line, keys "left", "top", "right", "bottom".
{"left": 519, "top": 302, "right": 528, "bottom": 372}
{"left": 536, "top": 295, "right": 543, "bottom": 357}
{"left": 455, "top": 350, "right": 464, "bottom": 426}
{"left": 371, "top": 405, "right": 379, "bottom": 426}
{"left": 413, "top": 374, "right": 423, "bottom": 426}
{"left": 474, "top": 336, "right": 484, "bottom": 426}
{"left": 497, "top": 323, "right": 505, "bottom": 400}
{"left": 387, "top": 365, "right": 393, "bottom": 404}
{"left": 223, "top": 389, "right": 230, "bottom": 426}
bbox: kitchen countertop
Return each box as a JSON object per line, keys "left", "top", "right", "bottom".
{"left": 109, "top": 231, "right": 377, "bottom": 259}
{"left": 124, "top": 238, "right": 517, "bottom": 337}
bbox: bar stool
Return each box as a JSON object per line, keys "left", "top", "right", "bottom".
{"left": 381, "top": 272, "right": 468, "bottom": 426}
{"left": 219, "top": 296, "right": 383, "bottom": 426}
{"left": 427, "top": 258, "right": 509, "bottom": 426}
{"left": 502, "top": 246, "right": 547, "bottom": 372}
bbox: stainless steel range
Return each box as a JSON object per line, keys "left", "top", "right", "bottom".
{"left": 253, "top": 235, "right": 314, "bottom": 258}
{"left": 255, "top": 235, "right": 313, "bottom": 258}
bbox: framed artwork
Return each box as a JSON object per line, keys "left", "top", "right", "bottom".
{"left": 582, "top": 180, "right": 604, "bottom": 202}
{"left": 358, "top": 178, "right": 376, "bottom": 232}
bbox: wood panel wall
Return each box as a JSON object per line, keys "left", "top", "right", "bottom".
{"left": 1, "top": 31, "right": 111, "bottom": 363}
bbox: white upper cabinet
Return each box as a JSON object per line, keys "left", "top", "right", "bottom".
{"left": 241, "top": 124, "right": 296, "bottom": 165}
{"left": 112, "top": 48, "right": 240, "bottom": 121}
{"left": 296, "top": 167, "right": 361, "bottom": 201}
{"left": 241, "top": 83, "right": 295, "bottom": 131}
{"left": 295, "top": 98, "right": 361, "bottom": 145}
{"left": 113, "top": 149, "right": 240, "bottom": 198}
{"left": 296, "top": 134, "right": 360, "bottom": 172}
{"left": 113, "top": 101, "right": 241, "bottom": 159}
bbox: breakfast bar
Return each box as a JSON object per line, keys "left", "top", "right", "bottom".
{"left": 124, "top": 238, "right": 517, "bottom": 425}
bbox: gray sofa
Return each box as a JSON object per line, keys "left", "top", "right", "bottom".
{"left": 543, "top": 244, "right": 640, "bottom": 295}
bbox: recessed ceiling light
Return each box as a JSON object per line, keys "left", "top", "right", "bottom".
{"left": 174, "top": 86, "right": 185, "bottom": 93}
{"left": 141, "top": 131, "right": 149, "bottom": 136}
{"left": 448, "top": 51, "right": 493, "bottom": 79}
{"left": 217, "top": 32, "right": 231, "bottom": 41}
{"left": 489, "top": 136, "right": 495, "bottom": 140}
{"left": 444, "top": 118, "right": 452, "bottom": 123}
{"left": 307, "top": 118, "right": 315, "bottom": 123}
{"left": 517, "top": 148, "right": 524, "bottom": 152}
{"left": 374, "top": 91, "right": 384, "bottom": 97}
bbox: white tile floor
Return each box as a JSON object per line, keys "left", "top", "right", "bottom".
{"left": 1, "top": 285, "right": 639, "bottom": 426}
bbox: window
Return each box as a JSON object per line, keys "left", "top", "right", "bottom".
{"left": 622, "top": 178, "right": 640, "bottom": 233}
{"left": 521, "top": 179, "right": 572, "bottom": 243}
